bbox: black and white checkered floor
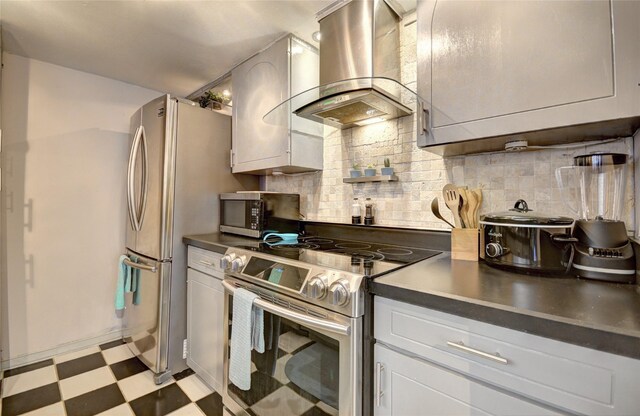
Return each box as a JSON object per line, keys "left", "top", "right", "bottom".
{"left": 0, "top": 340, "right": 223, "bottom": 416}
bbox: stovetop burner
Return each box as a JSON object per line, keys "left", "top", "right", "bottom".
{"left": 232, "top": 235, "right": 441, "bottom": 277}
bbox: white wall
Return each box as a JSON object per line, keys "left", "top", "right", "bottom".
{"left": 1, "top": 53, "right": 160, "bottom": 366}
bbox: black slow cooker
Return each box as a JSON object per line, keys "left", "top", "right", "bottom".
{"left": 479, "top": 200, "right": 576, "bottom": 275}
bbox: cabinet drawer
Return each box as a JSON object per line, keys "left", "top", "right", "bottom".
{"left": 188, "top": 246, "right": 224, "bottom": 277}
{"left": 375, "top": 297, "right": 640, "bottom": 415}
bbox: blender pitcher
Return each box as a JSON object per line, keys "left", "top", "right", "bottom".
{"left": 555, "top": 153, "right": 635, "bottom": 283}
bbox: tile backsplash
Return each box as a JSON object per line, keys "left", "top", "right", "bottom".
{"left": 267, "top": 15, "right": 636, "bottom": 231}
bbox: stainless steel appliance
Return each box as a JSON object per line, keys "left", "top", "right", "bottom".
{"left": 219, "top": 192, "right": 301, "bottom": 238}
{"left": 480, "top": 200, "right": 575, "bottom": 275}
{"left": 556, "top": 153, "right": 636, "bottom": 283}
{"left": 291, "top": 0, "right": 412, "bottom": 129}
{"left": 122, "top": 95, "right": 258, "bottom": 384}
{"left": 219, "top": 236, "right": 441, "bottom": 416}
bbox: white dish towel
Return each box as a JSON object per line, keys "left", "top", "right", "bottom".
{"left": 229, "top": 288, "right": 264, "bottom": 391}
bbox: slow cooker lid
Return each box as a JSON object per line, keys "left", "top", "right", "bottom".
{"left": 481, "top": 199, "right": 574, "bottom": 226}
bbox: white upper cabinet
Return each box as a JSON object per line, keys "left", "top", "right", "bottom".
{"left": 231, "top": 35, "right": 323, "bottom": 174}
{"left": 417, "top": 0, "right": 640, "bottom": 154}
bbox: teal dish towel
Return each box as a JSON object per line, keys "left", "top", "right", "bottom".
{"left": 115, "top": 255, "right": 129, "bottom": 311}
{"left": 229, "top": 288, "right": 264, "bottom": 391}
{"left": 129, "top": 255, "right": 141, "bottom": 306}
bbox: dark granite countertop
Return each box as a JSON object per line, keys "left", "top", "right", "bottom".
{"left": 370, "top": 252, "right": 640, "bottom": 360}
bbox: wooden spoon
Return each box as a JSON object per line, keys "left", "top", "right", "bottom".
{"left": 465, "top": 190, "right": 478, "bottom": 228}
{"left": 442, "top": 184, "right": 463, "bottom": 228}
{"left": 430, "top": 197, "right": 455, "bottom": 228}
{"left": 470, "top": 188, "right": 483, "bottom": 228}
{"left": 458, "top": 188, "right": 470, "bottom": 228}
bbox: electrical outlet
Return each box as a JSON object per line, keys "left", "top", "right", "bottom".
{"left": 182, "top": 339, "right": 188, "bottom": 359}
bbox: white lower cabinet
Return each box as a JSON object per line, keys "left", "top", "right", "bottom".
{"left": 374, "top": 297, "right": 640, "bottom": 415}
{"left": 374, "top": 344, "right": 558, "bottom": 416}
{"left": 186, "top": 263, "right": 224, "bottom": 391}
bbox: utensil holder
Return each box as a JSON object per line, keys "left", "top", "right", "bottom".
{"left": 451, "top": 228, "right": 479, "bottom": 262}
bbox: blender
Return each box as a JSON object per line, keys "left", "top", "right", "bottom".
{"left": 556, "top": 153, "right": 636, "bottom": 283}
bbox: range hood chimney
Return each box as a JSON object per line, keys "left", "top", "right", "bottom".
{"left": 293, "top": 0, "right": 412, "bottom": 129}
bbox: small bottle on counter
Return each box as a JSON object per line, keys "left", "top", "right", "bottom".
{"left": 351, "top": 198, "right": 362, "bottom": 224}
{"left": 364, "top": 198, "right": 375, "bottom": 225}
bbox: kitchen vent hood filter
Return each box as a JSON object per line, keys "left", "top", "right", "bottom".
{"left": 263, "top": 76, "right": 420, "bottom": 130}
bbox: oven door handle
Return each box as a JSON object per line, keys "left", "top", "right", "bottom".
{"left": 222, "top": 280, "right": 351, "bottom": 336}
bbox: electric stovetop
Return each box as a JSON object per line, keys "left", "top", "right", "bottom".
{"left": 231, "top": 235, "right": 442, "bottom": 277}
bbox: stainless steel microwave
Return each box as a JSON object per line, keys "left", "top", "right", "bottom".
{"left": 219, "top": 192, "right": 300, "bottom": 238}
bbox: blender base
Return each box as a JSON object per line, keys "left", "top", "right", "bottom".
{"left": 571, "top": 241, "right": 636, "bottom": 284}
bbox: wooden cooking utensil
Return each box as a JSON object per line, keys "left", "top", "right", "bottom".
{"left": 465, "top": 189, "right": 478, "bottom": 228}
{"left": 430, "top": 197, "right": 455, "bottom": 228}
{"left": 471, "top": 188, "right": 483, "bottom": 228}
{"left": 442, "top": 184, "right": 463, "bottom": 228}
{"left": 458, "top": 188, "right": 470, "bottom": 228}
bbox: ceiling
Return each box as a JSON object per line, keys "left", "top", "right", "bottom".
{"left": 1, "top": 0, "right": 336, "bottom": 97}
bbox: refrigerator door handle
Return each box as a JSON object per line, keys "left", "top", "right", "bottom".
{"left": 137, "top": 126, "right": 149, "bottom": 231}
{"left": 124, "top": 257, "right": 157, "bottom": 273}
{"left": 127, "top": 126, "right": 142, "bottom": 231}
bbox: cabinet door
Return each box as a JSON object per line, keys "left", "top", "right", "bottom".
{"left": 374, "top": 344, "right": 559, "bottom": 416}
{"left": 231, "top": 37, "right": 290, "bottom": 173}
{"left": 186, "top": 268, "right": 224, "bottom": 391}
{"left": 417, "top": 0, "right": 640, "bottom": 147}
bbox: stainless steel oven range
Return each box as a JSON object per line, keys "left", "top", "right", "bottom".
{"left": 218, "top": 236, "right": 441, "bottom": 416}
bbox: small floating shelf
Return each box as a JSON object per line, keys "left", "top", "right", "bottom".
{"left": 343, "top": 175, "right": 399, "bottom": 184}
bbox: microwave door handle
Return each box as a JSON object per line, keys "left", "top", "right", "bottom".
{"left": 222, "top": 280, "right": 350, "bottom": 336}
{"left": 127, "top": 126, "right": 142, "bottom": 231}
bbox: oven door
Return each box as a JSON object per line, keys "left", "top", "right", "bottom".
{"left": 222, "top": 278, "right": 361, "bottom": 416}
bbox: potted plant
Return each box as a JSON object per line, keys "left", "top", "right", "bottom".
{"left": 364, "top": 163, "right": 377, "bottom": 177}
{"left": 350, "top": 162, "right": 362, "bottom": 178}
{"left": 198, "top": 91, "right": 230, "bottom": 110}
{"left": 381, "top": 158, "right": 394, "bottom": 176}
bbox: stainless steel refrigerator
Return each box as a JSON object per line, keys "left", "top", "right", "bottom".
{"left": 123, "top": 95, "right": 258, "bottom": 384}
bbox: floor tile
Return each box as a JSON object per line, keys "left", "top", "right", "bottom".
{"left": 287, "top": 382, "right": 320, "bottom": 404}
{"left": 21, "top": 401, "right": 66, "bottom": 416}
{"left": 300, "top": 406, "right": 334, "bottom": 416}
{"left": 59, "top": 366, "right": 116, "bottom": 400}
{"left": 2, "top": 366, "right": 58, "bottom": 397}
{"left": 315, "top": 402, "right": 338, "bottom": 416}
{"left": 102, "top": 344, "right": 134, "bottom": 365}
{"left": 176, "top": 374, "right": 214, "bottom": 402}
{"left": 167, "top": 402, "right": 205, "bottom": 416}
{"left": 117, "top": 370, "right": 172, "bottom": 402}
{"left": 227, "top": 371, "right": 282, "bottom": 406}
{"left": 96, "top": 403, "right": 135, "bottom": 416}
{"left": 99, "top": 339, "right": 125, "bottom": 351}
{"left": 250, "top": 386, "right": 314, "bottom": 416}
{"left": 196, "top": 392, "right": 224, "bottom": 416}
{"left": 57, "top": 351, "right": 107, "bottom": 380}
{"left": 129, "top": 383, "right": 191, "bottom": 416}
{"left": 110, "top": 357, "right": 148, "bottom": 381}
{"left": 1, "top": 382, "right": 61, "bottom": 416}
{"left": 272, "top": 354, "right": 291, "bottom": 385}
{"left": 64, "top": 383, "right": 125, "bottom": 416}
{"left": 278, "top": 331, "right": 312, "bottom": 354}
{"left": 172, "top": 368, "right": 195, "bottom": 381}
{"left": 3, "top": 359, "right": 54, "bottom": 378}
{"left": 54, "top": 346, "right": 101, "bottom": 364}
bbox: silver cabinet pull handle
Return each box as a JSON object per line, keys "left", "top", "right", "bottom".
{"left": 123, "top": 257, "right": 157, "bottom": 273}
{"left": 375, "top": 362, "right": 385, "bottom": 407}
{"left": 222, "top": 279, "right": 350, "bottom": 336}
{"left": 198, "top": 260, "right": 215, "bottom": 267}
{"left": 446, "top": 341, "right": 508, "bottom": 364}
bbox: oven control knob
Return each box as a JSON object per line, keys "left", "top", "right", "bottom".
{"left": 486, "top": 243, "right": 504, "bottom": 258}
{"left": 220, "top": 253, "right": 236, "bottom": 270}
{"left": 231, "top": 255, "right": 246, "bottom": 272}
{"left": 306, "top": 274, "right": 328, "bottom": 299}
{"left": 329, "top": 279, "right": 350, "bottom": 307}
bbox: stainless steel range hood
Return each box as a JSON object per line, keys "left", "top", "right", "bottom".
{"left": 264, "top": 0, "right": 417, "bottom": 130}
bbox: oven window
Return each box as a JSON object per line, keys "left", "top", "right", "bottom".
{"left": 223, "top": 201, "right": 246, "bottom": 228}
{"left": 227, "top": 301, "right": 340, "bottom": 416}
